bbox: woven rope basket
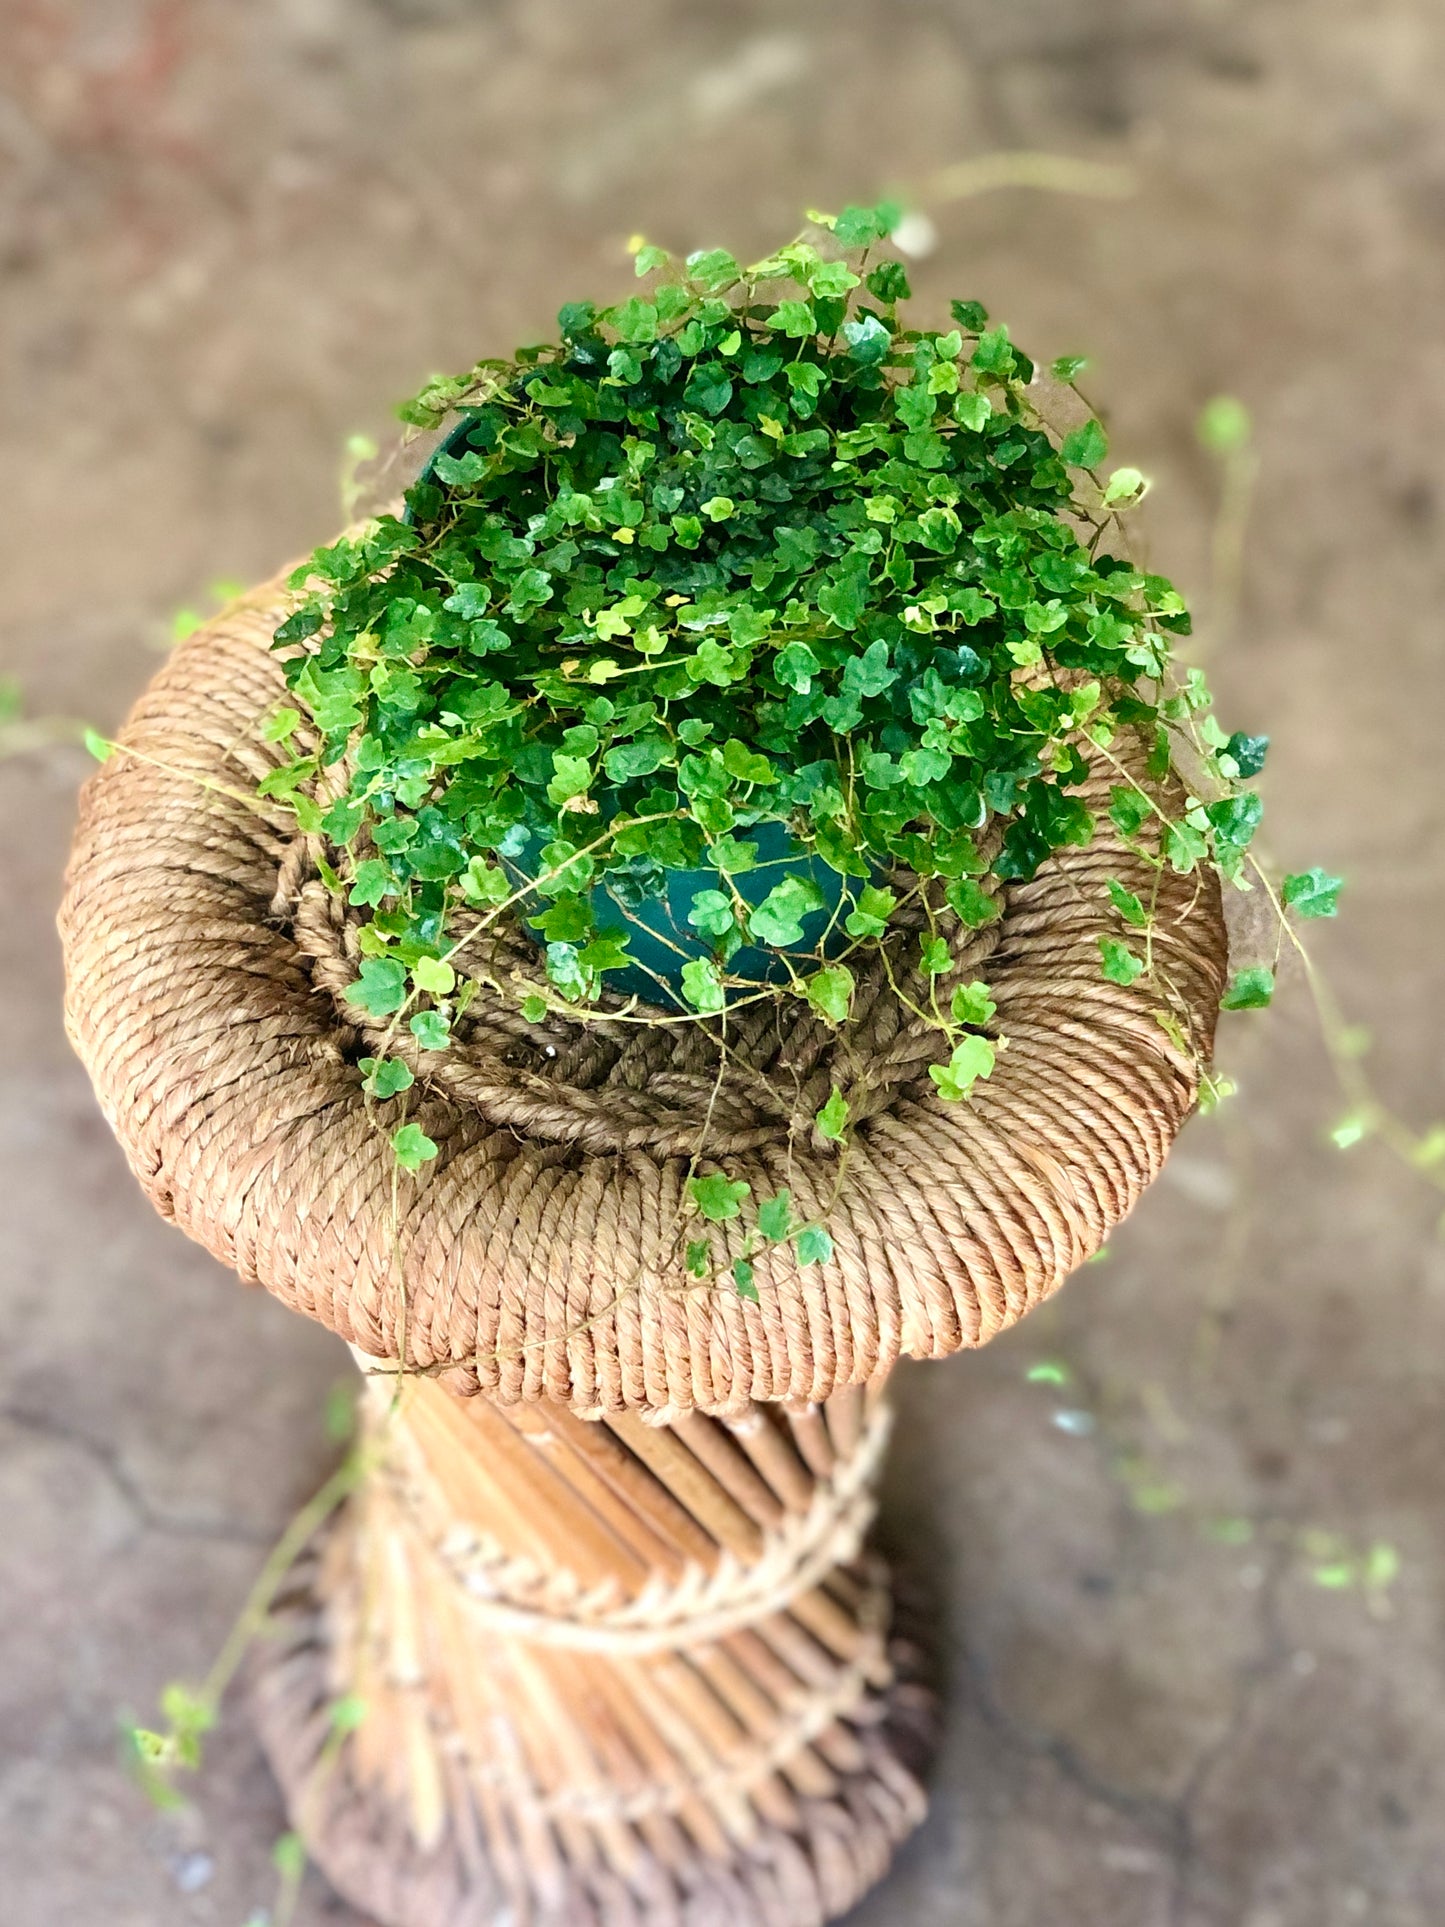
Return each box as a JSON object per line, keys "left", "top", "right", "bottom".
{"left": 59, "top": 560, "right": 1227, "bottom": 1421}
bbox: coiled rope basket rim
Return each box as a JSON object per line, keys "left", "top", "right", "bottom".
{"left": 58, "top": 555, "right": 1229, "bottom": 1420}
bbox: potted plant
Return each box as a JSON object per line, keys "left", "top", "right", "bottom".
{"left": 262, "top": 203, "right": 1264, "bottom": 1237}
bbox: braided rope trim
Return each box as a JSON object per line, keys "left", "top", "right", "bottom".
{"left": 59, "top": 560, "right": 1229, "bottom": 1417}
{"left": 382, "top": 1402, "right": 892, "bottom": 1654}
{"left": 424, "top": 1564, "right": 893, "bottom": 1826}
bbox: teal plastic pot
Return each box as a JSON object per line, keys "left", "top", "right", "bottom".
{"left": 508, "top": 820, "right": 858, "bottom": 1006}
{"left": 402, "top": 411, "right": 493, "bottom": 525}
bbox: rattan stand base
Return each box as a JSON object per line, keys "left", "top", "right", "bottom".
{"left": 250, "top": 1376, "right": 932, "bottom": 1927}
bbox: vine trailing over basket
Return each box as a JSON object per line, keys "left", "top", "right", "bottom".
{"left": 254, "top": 202, "right": 1339, "bottom": 1290}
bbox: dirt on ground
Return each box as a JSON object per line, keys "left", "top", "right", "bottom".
{"left": 4, "top": 3, "right": 1445, "bottom": 1924}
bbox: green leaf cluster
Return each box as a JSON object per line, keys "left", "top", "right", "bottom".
{"left": 264, "top": 206, "right": 1298, "bottom": 1183}
{"left": 684, "top": 1173, "right": 835, "bottom": 1297}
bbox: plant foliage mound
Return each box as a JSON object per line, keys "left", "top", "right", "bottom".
{"left": 262, "top": 203, "right": 1323, "bottom": 1170}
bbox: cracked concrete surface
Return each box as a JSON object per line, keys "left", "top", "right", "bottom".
{"left": 3, "top": 3, "right": 1444, "bottom": 1923}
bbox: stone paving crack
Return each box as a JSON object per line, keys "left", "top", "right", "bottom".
{"left": 0, "top": 1403, "right": 277, "bottom": 1547}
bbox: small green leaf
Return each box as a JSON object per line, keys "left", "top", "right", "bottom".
{"left": 273, "top": 1832, "right": 307, "bottom": 1880}
{"left": 1050, "top": 355, "right": 1087, "bottom": 382}
{"left": 686, "top": 247, "right": 741, "bottom": 290}
{"left": 805, "top": 964, "right": 854, "bottom": 1027}
{"left": 928, "top": 1033, "right": 996, "bottom": 1102}
{"left": 1282, "top": 868, "right": 1343, "bottom": 919}
{"left": 159, "top": 1682, "right": 215, "bottom": 1737}
{"left": 953, "top": 391, "right": 991, "bottom": 432}
{"left": 950, "top": 980, "right": 996, "bottom": 1027}
{"left": 84, "top": 728, "right": 114, "bottom": 763}
{"left": 413, "top": 955, "right": 456, "bottom": 995}
{"left": 680, "top": 957, "right": 726, "bottom": 1014}
{"left": 1105, "top": 879, "right": 1149, "bottom": 927}
{"left": 520, "top": 992, "right": 548, "bottom": 1023}
{"left": 261, "top": 705, "right": 302, "bottom": 742}
{"left": 945, "top": 878, "right": 1001, "bottom": 928}
{"left": 834, "top": 202, "right": 897, "bottom": 246}
{"left": 1098, "top": 936, "right": 1146, "bottom": 986}
{"left": 773, "top": 299, "right": 816, "bottom": 339}
{"left": 391, "top": 1122, "right": 438, "bottom": 1171}
{"left": 1224, "top": 732, "right": 1269, "bottom": 778}
{"left": 359, "top": 1056, "right": 415, "bottom": 1099}
{"left": 603, "top": 736, "right": 669, "bottom": 783}
{"left": 758, "top": 1189, "right": 794, "bottom": 1242}
{"left": 863, "top": 259, "right": 908, "bottom": 302}
{"left": 687, "top": 889, "right": 736, "bottom": 938}
{"left": 1220, "top": 965, "right": 1274, "bottom": 1011}
{"left": 442, "top": 582, "right": 492, "bottom": 620}
{"left": 546, "top": 751, "right": 592, "bottom": 807}
{"left": 460, "top": 858, "right": 512, "bottom": 906}
{"left": 775, "top": 640, "right": 821, "bottom": 694}
{"left": 1108, "top": 786, "right": 1153, "bottom": 838}
{"left": 348, "top": 859, "right": 392, "bottom": 908}
{"left": 748, "top": 875, "right": 826, "bottom": 947}
{"left": 845, "top": 884, "right": 896, "bottom": 939}
{"left": 1197, "top": 395, "right": 1252, "bottom": 455}
{"left": 683, "top": 364, "right": 735, "bottom": 415}
{"left": 732, "top": 1258, "right": 759, "bottom": 1301}
{"left": 842, "top": 314, "right": 892, "bottom": 365}
{"left": 129, "top": 1727, "right": 171, "bottom": 1765}
{"left": 720, "top": 739, "right": 776, "bottom": 785}
{"left": 689, "top": 1172, "right": 751, "bottom": 1222}
{"left": 794, "top": 1224, "right": 834, "bottom": 1266}
{"left": 1165, "top": 820, "right": 1209, "bottom": 873}
{"left": 344, "top": 956, "right": 408, "bottom": 1018}
{"left": 816, "top": 1088, "right": 849, "bottom": 1142}
{"left": 1102, "top": 466, "right": 1146, "bottom": 506}
{"left": 1330, "top": 1112, "right": 1370, "bottom": 1150}
{"left": 971, "top": 326, "right": 1015, "bottom": 378}
{"left": 409, "top": 1009, "right": 451, "bottom": 1050}
{"left": 1025, "top": 1360, "right": 1070, "bottom": 1386}
{"left": 1206, "top": 791, "right": 1262, "bottom": 852}
{"left": 1061, "top": 418, "right": 1108, "bottom": 470}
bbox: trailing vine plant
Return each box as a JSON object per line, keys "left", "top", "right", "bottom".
{"left": 257, "top": 201, "right": 1341, "bottom": 1295}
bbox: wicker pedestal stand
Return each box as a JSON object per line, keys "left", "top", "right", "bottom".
{"left": 60, "top": 566, "right": 1226, "bottom": 1926}
{"left": 256, "top": 1374, "right": 925, "bottom": 1925}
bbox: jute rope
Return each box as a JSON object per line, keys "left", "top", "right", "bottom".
{"left": 59, "top": 556, "right": 1228, "bottom": 1418}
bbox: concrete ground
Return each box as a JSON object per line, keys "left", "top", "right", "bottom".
{"left": 4, "top": 2, "right": 1445, "bottom": 1922}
